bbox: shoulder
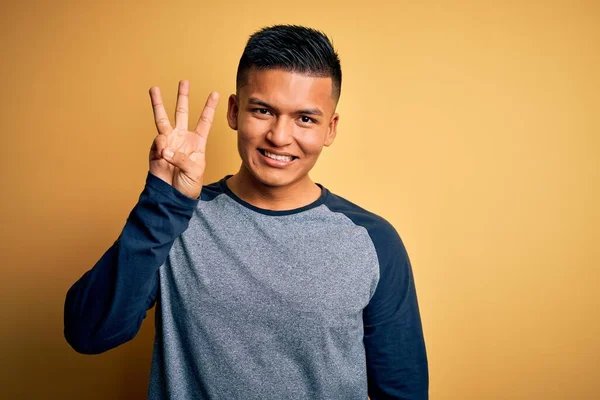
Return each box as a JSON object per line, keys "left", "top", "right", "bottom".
{"left": 199, "top": 177, "right": 227, "bottom": 202}
{"left": 323, "top": 189, "right": 402, "bottom": 248}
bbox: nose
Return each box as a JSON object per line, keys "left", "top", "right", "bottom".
{"left": 265, "top": 117, "right": 294, "bottom": 147}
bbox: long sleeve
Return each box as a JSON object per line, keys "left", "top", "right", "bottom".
{"left": 363, "top": 221, "right": 429, "bottom": 399}
{"left": 64, "top": 172, "right": 199, "bottom": 354}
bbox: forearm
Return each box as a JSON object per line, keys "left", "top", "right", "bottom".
{"left": 63, "top": 172, "right": 199, "bottom": 354}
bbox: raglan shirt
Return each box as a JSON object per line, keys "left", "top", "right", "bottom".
{"left": 64, "top": 172, "right": 429, "bottom": 400}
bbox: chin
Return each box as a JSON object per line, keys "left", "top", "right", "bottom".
{"left": 244, "top": 161, "right": 308, "bottom": 189}
{"left": 252, "top": 169, "right": 301, "bottom": 188}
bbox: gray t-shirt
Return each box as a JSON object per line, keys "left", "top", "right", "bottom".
{"left": 64, "top": 173, "right": 429, "bottom": 399}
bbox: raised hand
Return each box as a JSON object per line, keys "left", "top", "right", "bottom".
{"left": 148, "top": 80, "right": 219, "bottom": 199}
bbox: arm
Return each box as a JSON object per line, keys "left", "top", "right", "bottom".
{"left": 363, "top": 221, "right": 429, "bottom": 399}
{"left": 64, "top": 81, "right": 219, "bottom": 354}
{"left": 63, "top": 172, "right": 199, "bottom": 354}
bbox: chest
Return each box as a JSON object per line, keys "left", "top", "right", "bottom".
{"left": 162, "top": 205, "right": 380, "bottom": 326}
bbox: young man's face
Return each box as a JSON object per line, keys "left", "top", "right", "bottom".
{"left": 226, "top": 68, "right": 339, "bottom": 189}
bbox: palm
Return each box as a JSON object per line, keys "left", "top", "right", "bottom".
{"left": 149, "top": 127, "right": 207, "bottom": 171}
{"left": 148, "top": 81, "right": 219, "bottom": 198}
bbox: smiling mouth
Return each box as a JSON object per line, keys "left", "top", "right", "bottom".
{"left": 258, "top": 149, "right": 297, "bottom": 162}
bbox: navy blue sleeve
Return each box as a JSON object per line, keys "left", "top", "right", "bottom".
{"left": 63, "top": 172, "right": 199, "bottom": 354}
{"left": 363, "top": 220, "right": 429, "bottom": 400}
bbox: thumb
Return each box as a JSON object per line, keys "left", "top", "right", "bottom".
{"left": 161, "top": 148, "right": 199, "bottom": 176}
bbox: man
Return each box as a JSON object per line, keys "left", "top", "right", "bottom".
{"left": 64, "top": 24, "right": 429, "bottom": 399}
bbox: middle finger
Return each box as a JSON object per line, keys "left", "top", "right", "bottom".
{"left": 174, "top": 80, "right": 190, "bottom": 131}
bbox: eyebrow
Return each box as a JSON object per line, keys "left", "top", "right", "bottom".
{"left": 248, "top": 97, "right": 324, "bottom": 117}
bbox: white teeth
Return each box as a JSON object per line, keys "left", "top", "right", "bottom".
{"left": 264, "top": 150, "right": 293, "bottom": 162}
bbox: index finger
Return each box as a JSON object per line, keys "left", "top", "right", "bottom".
{"left": 149, "top": 86, "right": 173, "bottom": 135}
{"left": 193, "top": 91, "right": 220, "bottom": 138}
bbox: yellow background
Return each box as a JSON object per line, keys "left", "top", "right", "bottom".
{"left": 1, "top": 1, "right": 598, "bottom": 398}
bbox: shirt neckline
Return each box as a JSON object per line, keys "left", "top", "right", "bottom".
{"left": 218, "top": 175, "right": 329, "bottom": 216}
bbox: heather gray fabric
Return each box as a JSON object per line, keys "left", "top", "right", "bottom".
{"left": 148, "top": 186, "right": 380, "bottom": 399}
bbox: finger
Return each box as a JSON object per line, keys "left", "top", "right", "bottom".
{"left": 162, "top": 147, "right": 200, "bottom": 176}
{"left": 174, "top": 80, "right": 190, "bottom": 131}
{"left": 194, "top": 91, "right": 219, "bottom": 138}
{"left": 149, "top": 134, "right": 168, "bottom": 161}
{"left": 149, "top": 86, "right": 172, "bottom": 135}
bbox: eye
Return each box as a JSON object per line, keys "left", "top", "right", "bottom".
{"left": 252, "top": 108, "right": 272, "bottom": 115}
{"left": 300, "top": 116, "right": 316, "bottom": 124}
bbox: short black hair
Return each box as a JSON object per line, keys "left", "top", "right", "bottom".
{"left": 236, "top": 24, "right": 342, "bottom": 103}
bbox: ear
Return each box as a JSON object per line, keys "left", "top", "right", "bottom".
{"left": 323, "top": 112, "right": 339, "bottom": 147}
{"left": 226, "top": 94, "right": 239, "bottom": 130}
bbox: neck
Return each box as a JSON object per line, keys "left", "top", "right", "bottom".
{"left": 226, "top": 166, "right": 322, "bottom": 211}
